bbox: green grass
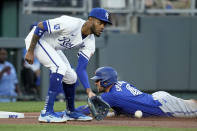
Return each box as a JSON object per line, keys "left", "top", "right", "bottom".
{"left": 0, "top": 124, "right": 196, "bottom": 131}
{"left": 0, "top": 101, "right": 87, "bottom": 112}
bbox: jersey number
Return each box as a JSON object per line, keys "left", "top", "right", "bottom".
{"left": 126, "top": 84, "right": 142, "bottom": 96}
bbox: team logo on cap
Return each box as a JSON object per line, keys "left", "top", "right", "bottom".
{"left": 105, "top": 12, "right": 109, "bottom": 20}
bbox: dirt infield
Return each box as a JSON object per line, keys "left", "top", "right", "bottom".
{"left": 0, "top": 112, "right": 197, "bottom": 128}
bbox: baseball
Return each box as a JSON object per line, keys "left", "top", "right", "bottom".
{"left": 107, "top": 112, "right": 115, "bottom": 117}
{"left": 134, "top": 110, "right": 143, "bottom": 118}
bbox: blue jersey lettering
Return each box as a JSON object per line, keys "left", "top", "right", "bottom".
{"left": 58, "top": 37, "right": 74, "bottom": 49}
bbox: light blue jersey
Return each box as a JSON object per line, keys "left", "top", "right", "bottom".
{"left": 101, "top": 81, "right": 167, "bottom": 117}
{"left": 0, "top": 61, "right": 18, "bottom": 102}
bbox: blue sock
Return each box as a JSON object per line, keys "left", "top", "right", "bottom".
{"left": 62, "top": 82, "right": 76, "bottom": 112}
{"left": 44, "top": 73, "right": 63, "bottom": 113}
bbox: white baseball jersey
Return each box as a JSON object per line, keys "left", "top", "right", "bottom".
{"left": 43, "top": 15, "right": 95, "bottom": 60}
{"left": 25, "top": 15, "right": 95, "bottom": 84}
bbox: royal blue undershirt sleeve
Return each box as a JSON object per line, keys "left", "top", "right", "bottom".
{"left": 76, "top": 54, "right": 90, "bottom": 89}
{"left": 42, "top": 21, "right": 48, "bottom": 31}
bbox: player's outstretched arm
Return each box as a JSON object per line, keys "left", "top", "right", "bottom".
{"left": 76, "top": 54, "right": 96, "bottom": 98}
{"left": 25, "top": 22, "right": 47, "bottom": 64}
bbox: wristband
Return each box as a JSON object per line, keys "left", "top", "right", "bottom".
{"left": 34, "top": 26, "right": 45, "bottom": 37}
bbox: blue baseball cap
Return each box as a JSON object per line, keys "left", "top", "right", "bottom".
{"left": 89, "top": 8, "right": 112, "bottom": 25}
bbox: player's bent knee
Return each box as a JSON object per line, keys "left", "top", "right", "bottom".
{"left": 62, "top": 70, "right": 77, "bottom": 84}
{"left": 52, "top": 67, "right": 67, "bottom": 76}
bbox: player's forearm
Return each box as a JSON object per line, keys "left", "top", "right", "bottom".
{"left": 76, "top": 54, "right": 90, "bottom": 89}
{"left": 28, "top": 34, "right": 40, "bottom": 52}
{"left": 76, "top": 67, "right": 91, "bottom": 89}
{"left": 76, "top": 52, "right": 96, "bottom": 97}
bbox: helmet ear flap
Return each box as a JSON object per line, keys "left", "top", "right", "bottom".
{"left": 100, "top": 80, "right": 113, "bottom": 88}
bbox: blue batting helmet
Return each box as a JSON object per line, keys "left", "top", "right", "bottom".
{"left": 89, "top": 8, "right": 112, "bottom": 25}
{"left": 91, "top": 66, "right": 117, "bottom": 88}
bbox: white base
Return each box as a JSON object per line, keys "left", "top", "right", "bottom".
{"left": 0, "top": 111, "right": 24, "bottom": 118}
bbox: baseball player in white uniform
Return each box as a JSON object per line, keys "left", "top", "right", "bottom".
{"left": 24, "top": 8, "right": 112, "bottom": 123}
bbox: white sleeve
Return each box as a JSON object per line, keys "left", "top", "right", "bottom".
{"left": 78, "top": 35, "right": 95, "bottom": 60}
{"left": 46, "top": 15, "right": 81, "bottom": 34}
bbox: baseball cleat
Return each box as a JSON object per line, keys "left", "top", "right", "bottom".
{"left": 56, "top": 111, "right": 92, "bottom": 121}
{"left": 65, "top": 111, "right": 93, "bottom": 121}
{"left": 38, "top": 110, "right": 67, "bottom": 123}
